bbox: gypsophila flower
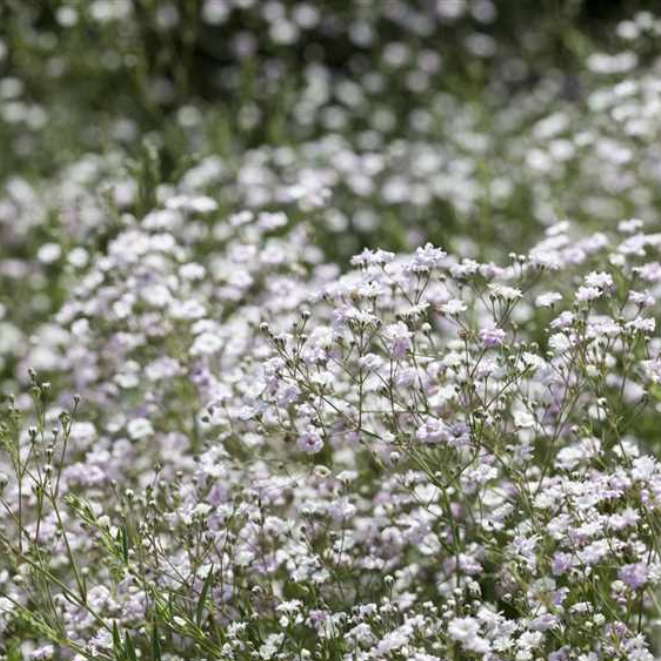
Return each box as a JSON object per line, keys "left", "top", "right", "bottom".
{"left": 479, "top": 326, "right": 506, "bottom": 348}
{"left": 488, "top": 283, "right": 522, "bottom": 301}
{"left": 385, "top": 321, "right": 412, "bottom": 359}
{"left": 448, "top": 617, "right": 489, "bottom": 654}
{"left": 535, "top": 291, "right": 563, "bottom": 308}
{"left": 618, "top": 562, "right": 649, "bottom": 590}
{"left": 297, "top": 429, "right": 324, "bottom": 454}
{"left": 127, "top": 417, "right": 153, "bottom": 440}
{"left": 441, "top": 299, "right": 467, "bottom": 316}
{"left": 576, "top": 286, "right": 602, "bottom": 302}
{"left": 7, "top": 11, "right": 661, "bottom": 658}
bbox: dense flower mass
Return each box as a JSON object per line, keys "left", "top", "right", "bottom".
{"left": 4, "top": 217, "right": 661, "bottom": 659}
{"left": 4, "top": 2, "right": 661, "bottom": 660}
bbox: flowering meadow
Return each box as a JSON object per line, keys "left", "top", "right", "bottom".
{"left": 6, "top": 1, "right": 661, "bottom": 660}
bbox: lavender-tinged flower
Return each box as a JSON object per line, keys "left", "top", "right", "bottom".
{"left": 618, "top": 562, "right": 649, "bottom": 590}
{"left": 297, "top": 430, "right": 324, "bottom": 454}
{"left": 575, "top": 285, "right": 601, "bottom": 303}
{"left": 416, "top": 418, "right": 449, "bottom": 444}
{"left": 478, "top": 326, "right": 506, "bottom": 348}
{"left": 385, "top": 321, "right": 412, "bottom": 359}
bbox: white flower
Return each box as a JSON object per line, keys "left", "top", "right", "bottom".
{"left": 297, "top": 430, "right": 324, "bottom": 454}
{"left": 575, "top": 286, "right": 601, "bottom": 302}
{"left": 448, "top": 616, "right": 480, "bottom": 642}
{"left": 448, "top": 617, "right": 490, "bottom": 654}
{"left": 513, "top": 411, "right": 535, "bottom": 429}
{"left": 37, "top": 243, "right": 62, "bottom": 264}
{"left": 406, "top": 243, "right": 447, "bottom": 272}
{"left": 416, "top": 418, "right": 449, "bottom": 444}
{"left": 0, "top": 598, "right": 13, "bottom": 615}
{"left": 127, "top": 417, "right": 153, "bottom": 440}
{"left": 441, "top": 299, "right": 467, "bottom": 315}
{"left": 29, "top": 645, "right": 55, "bottom": 660}
{"left": 488, "top": 283, "right": 522, "bottom": 301}
{"left": 259, "top": 633, "right": 285, "bottom": 660}
{"left": 535, "top": 291, "right": 562, "bottom": 308}
{"left": 190, "top": 332, "right": 223, "bottom": 355}
{"left": 141, "top": 283, "right": 172, "bottom": 308}
{"left": 584, "top": 271, "right": 614, "bottom": 290}
{"left": 351, "top": 248, "right": 395, "bottom": 266}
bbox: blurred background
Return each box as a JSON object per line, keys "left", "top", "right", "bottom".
{"left": 2, "top": 0, "right": 660, "bottom": 249}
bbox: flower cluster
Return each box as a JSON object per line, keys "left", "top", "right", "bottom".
{"left": 2, "top": 215, "right": 661, "bottom": 659}
{"left": 4, "top": 2, "right": 661, "bottom": 660}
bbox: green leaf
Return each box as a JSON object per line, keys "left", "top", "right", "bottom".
{"left": 120, "top": 525, "right": 129, "bottom": 564}
{"left": 649, "top": 383, "right": 661, "bottom": 402}
{"left": 7, "top": 644, "right": 23, "bottom": 661}
{"left": 152, "top": 622, "right": 163, "bottom": 661}
{"left": 124, "top": 632, "right": 138, "bottom": 661}
{"left": 112, "top": 621, "right": 123, "bottom": 660}
{"left": 195, "top": 565, "right": 214, "bottom": 629}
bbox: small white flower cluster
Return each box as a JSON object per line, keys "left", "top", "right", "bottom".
{"left": 1, "top": 212, "right": 661, "bottom": 660}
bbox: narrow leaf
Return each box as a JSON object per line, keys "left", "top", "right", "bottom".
{"left": 152, "top": 622, "right": 162, "bottom": 661}
{"left": 196, "top": 565, "right": 214, "bottom": 628}
{"left": 120, "top": 525, "right": 129, "bottom": 564}
{"left": 124, "top": 632, "right": 138, "bottom": 661}
{"left": 112, "top": 621, "right": 123, "bottom": 659}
